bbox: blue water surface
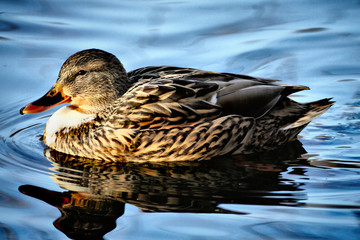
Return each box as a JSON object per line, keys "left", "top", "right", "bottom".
{"left": 0, "top": 0, "right": 360, "bottom": 239}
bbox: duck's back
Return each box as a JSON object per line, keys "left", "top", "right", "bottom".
{"left": 127, "top": 66, "right": 332, "bottom": 118}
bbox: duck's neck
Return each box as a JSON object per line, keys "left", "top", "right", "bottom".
{"left": 44, "top": 105, "right": 97, "bottom": 146}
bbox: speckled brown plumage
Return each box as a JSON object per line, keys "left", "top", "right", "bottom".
{"left": 20, "top": 49, "right": 334, "bottom": 162}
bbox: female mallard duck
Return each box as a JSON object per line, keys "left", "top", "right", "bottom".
{"left": 20, "top": 49, "right": 334, "bottom": 162}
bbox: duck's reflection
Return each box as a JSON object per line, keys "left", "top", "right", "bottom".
{"left": 19, "top": 185, "right": 124, "bottom": 240}
{"left": 19, "top": 141, "right": 309, "bottom": 239}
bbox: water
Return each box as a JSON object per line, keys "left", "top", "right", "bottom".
{"left": 1, "top": 0, "right": 360, "bottom": 239}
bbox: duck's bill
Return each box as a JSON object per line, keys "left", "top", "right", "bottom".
{"left": 20, "top": 86, "right": 71, "bottom": 115}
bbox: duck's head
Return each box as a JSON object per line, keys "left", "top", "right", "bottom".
{"left": 20, "top": 49, "right": 129, "bottom": 115}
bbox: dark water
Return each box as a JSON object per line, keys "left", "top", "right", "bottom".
{"left": 1, "top": 0, "right": 360, "bottom": 239}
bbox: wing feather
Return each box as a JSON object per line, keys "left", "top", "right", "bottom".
{"left": 110, "top": 78, "right": 222, "bottom": 129}
{"left": 123, "top": 66, "right": 312, "bottom": 126}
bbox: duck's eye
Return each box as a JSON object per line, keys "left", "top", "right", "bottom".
{"left": 77, "top": 70, "right": 87, "bottom": 76}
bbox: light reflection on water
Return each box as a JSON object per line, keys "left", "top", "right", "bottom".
{"left": 1, "top": 0, "right": 360, "bottom": 239}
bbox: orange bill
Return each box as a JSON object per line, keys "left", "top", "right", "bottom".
{"left": 20, "top": 84, "right": 71, "bottom": 115}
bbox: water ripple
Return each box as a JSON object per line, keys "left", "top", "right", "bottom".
{"left": 0, "top": 101, "right": 51, "bottom": 174}
{"left": 0, "top": 222, "right": 17, "bottom": 240}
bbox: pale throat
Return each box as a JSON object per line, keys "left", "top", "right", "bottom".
{"left": 44, "top": 105, "right": 96, "bottom": 145}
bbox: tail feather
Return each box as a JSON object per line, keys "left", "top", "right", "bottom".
{"left": 281, "top": 98, "right": 335, "bottom": 130}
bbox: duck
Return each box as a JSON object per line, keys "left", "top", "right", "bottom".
{"left": 20, "top": 49, "right": 334, "bottom": 162}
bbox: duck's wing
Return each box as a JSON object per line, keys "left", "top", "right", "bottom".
{"left": 128, "top": 66, "right": 277, "bottom": 84}
{"left": 127, "top": 66, "right": 310, "bottom": 118}
{"left": 111, "top": 78, "right": 223, "bottom": 129}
